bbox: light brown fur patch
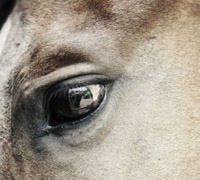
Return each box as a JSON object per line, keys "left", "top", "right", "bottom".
{"left": 77, "top": 0, "right": 114, "bottom": 20}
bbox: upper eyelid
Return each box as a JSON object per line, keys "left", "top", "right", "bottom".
{"left": 20, "top": 63, "right": 100, "bottom": 98}
{"left": 44, "top": 74, "right": 112, "bottom": 102}
{"left": 12, "top": 46, "right": 92, "bottom": 95}
{"left": 46, "top": 74, "right": 112, "bottom": 89}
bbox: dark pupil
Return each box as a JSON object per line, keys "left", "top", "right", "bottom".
{"left": 48, "top": 85, "right": 104, "bottom": 126}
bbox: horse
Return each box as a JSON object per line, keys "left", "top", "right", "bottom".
{"left": 0, "top": 0, "right": 200, "bottom": 179}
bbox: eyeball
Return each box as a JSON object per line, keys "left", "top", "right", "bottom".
{"left": 46, "top": 83, "right": 106, "bottom": 127}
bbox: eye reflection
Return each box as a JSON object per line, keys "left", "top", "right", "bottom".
{"left": 68, "top": 85, "right": 103, "bottom": 113}
{"left": 47, "top": 84, "right": 105, "bottom": 127}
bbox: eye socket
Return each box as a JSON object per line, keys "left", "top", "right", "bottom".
{"left": 45, "top": 76, "right": 108, "bottom": 127}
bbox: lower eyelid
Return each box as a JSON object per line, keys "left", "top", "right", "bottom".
{"left": 39, "top": 96, "right": 106, "bottom": 137}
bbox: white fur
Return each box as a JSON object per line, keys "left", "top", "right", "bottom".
{"left": 0, "top": 17, "right": 12, "bottom": 56}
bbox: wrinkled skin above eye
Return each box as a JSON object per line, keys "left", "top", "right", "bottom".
{"left": 46, "top": 84, "right": 106, "bottom": 126}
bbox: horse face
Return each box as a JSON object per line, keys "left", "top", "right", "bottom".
{"left": 1, "top": 0, "right": 200, "bottom": 179}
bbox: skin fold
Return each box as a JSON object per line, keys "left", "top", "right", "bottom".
{"left": 0, "top": 0, "right": 200, "bottom": 179}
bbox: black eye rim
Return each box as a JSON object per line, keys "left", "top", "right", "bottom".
{"left": 41, "top": 74, "right": 113, "bottom": 135}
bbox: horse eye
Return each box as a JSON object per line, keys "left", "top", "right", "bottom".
{"left": 46, "top": 83, "right": 106, "bottom": 127}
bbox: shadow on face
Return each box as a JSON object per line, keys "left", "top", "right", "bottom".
{"left": 0, "top": 0, "right": 16, "bottom": 30}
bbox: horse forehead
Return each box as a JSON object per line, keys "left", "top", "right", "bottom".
{"left": 18, "top": 0, "right": 177, "bottom": 31}
{"left": 10, "top": 0, "right": 181, "bottom": 90}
